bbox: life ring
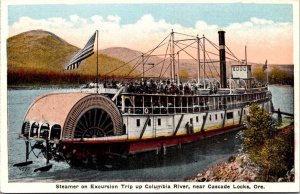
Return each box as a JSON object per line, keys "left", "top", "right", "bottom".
{"left": 144, "top": 108, "right": 149, "bottom": 114}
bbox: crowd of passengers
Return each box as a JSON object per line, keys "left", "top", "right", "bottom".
{"left": 110, "top": 79, "right": 218, "bottom": 95}
{"left": 84, "top": 78, "right": 266, "bottom": 95}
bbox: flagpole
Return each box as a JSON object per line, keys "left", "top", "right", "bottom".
{"left": 96, "top": 30, "right": 99, "bottom": 94}
{"left": 267, "top": 67, "right": 269, "bottom": 85}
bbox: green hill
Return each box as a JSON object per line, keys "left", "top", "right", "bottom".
{"left": 7, "top": 30, "right": 138, "bottom": 85}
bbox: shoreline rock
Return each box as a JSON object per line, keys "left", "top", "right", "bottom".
{"left": 187, "top": 154, "right": 259, "bottom": 182}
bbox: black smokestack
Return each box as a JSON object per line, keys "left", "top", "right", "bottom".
{"left": 218, "top": 30, "right": 227, "bottom": 88}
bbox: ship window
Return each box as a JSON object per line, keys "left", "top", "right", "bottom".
{"left": 158, "top": 118, "right": 161, "bottom": 126}
{"left": 209, "top": 115, "right": 212, "bottom": 121}
{"left": 215, "top": 114, "right": 218, "bottom": 120}
{"left": 148, "top": 119, "right": 151, "bottom": 126}
{"left": 244, "top": 109, "right": 246, "bottom": 115}
{"left": 196, "top": 116, "right": 199, "bottom": 123}
{"left": 227, "top": 112, "right": 233, "bottom": 119}
{"left": 203, "top": 115, "right": 206, "bottom": 121}
{"left": 190, "top": 118, "right": 193, "bottom": 124}
{"left": 238, "top": 111, "right": 240, "bottom": 116}
{"left": 221, "top": 113, "right": 223, "bottom": 119}
{"left": 136, "top": 119, "right": 140, "bottom": 127}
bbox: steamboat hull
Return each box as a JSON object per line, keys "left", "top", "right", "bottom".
{"left": 61, "top": 123, "right": 242, "bottom": 159}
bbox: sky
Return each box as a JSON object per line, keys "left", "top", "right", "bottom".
{"left": 8, "top": 3, "right": 294, "bottom": 64}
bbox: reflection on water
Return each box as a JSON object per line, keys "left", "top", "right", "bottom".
{"left": 7, "top": 85, "right": 293, "bottom": 182}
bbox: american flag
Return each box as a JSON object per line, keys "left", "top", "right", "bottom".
{"left": 65, "top": 31, "right": 97, "bottom": 70}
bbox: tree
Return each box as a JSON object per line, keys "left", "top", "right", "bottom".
{"left": 252, "top": 67, "right": 267, "bottom": 83}
{"left": 242, "top": 104, "right": 294, "bottom": 181}
{"left": 269, "top": 67, "right": 284, "bottom": 84}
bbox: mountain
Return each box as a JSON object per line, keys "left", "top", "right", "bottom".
{"left": 7, "top": 30, "right": 78, "bottom": 72}
{"left": 7, "top": 30, "right": 138, "bottom": 77}
{"left": 101, "top": 47, "right": 169, "bottom": 78}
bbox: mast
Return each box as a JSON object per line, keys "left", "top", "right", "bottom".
{"left": 197, "top": 35, "right": 201, "bottom": 85}
{"left": 203, "top": 35, "right": 206, "bottom": 89}
{"left": 177, "top": 52, "right": 180, "bottom": 84}
{"left": 218, "top": 30, "right": 227, "bottom": 88}
{"left": 171, "top": 29, "right": 175, "bottom": 82}
{"left": 245, "top": 45, "right": 247, "bottom": 65}
{"left": 96, "top": 30, "right": 99, "bottom": 93}
{"left": 142, "top": 53, "right": 144, "bottom": 82}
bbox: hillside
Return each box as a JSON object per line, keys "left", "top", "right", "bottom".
{"left": 101, "top": 47, "right": 168, "bottom": 78}
{"left": 7, "top": 30, "right": 78, "bottom": 72}
{"left": 101, "top": 47, "right": 293, "bottom": 79}
{"left": 7, "top": 30, "right": 138, "bottom": 83}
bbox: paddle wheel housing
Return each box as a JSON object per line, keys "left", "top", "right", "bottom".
{"left": 21, "top": 93, "right": 125, "bottom": 163}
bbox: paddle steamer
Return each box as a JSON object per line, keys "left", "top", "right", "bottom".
{"left": 17, "top": 30, "right": 272, "bottom": 168}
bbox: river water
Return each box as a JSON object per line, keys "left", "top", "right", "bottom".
{"left": 7, "top": 85, "right": 293, "bottom": 182}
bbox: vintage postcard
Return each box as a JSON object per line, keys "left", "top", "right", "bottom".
{"left": 1, "top": 0, "right": 299, "bottom": 193}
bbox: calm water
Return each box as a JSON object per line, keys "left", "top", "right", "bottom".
{"left": 7, "top": 85, "right": 294, "bottom": 182}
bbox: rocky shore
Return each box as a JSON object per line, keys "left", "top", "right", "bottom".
{"left": 187, "top": 122, "right": 295, "bottom": 182}
{"left": 187, "top": 154, "right": 259, "bottom": 182}
{"left": 187, "top": 153, "right": 295, "bottom": 182}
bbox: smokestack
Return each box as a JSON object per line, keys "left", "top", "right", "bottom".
{"left": 218, "top": 30, "right": 227, "bottom": 88}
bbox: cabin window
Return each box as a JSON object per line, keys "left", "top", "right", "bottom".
{"left": 238, "top": 111, "right": 240, "bottom": 116}
{"left": 148, "top": 119, "right": 151, "bottom": 126}
{"left": 203, "top": 115, "right": 206, "bottom": 121}
{"left": 215, "top": 114, "right": 218, "bottom": 120}
{"left": 136, "top": 119, "right": 140, "bottom": 127}
{"left": 221, "top": 113, "right": 223, "bottom": 119}
{"left": 209, "top": 115, "right": 212, "bottom": 121}
{"left": 227, "top": 112, "right": 234, "bottom": 119}
{"left": 158, "top": 118, "right": 161, "bottom": 126}
{"left": 244, "top": 109, "right": 246, "bottom": 115}
{"left": 196, "top": 116, "right": 199, "bottom": 123}
{"left": 190, "top": 118, "right": 193, "bottom": 124}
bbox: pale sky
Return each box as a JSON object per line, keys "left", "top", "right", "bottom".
{"left": 8, "top": 3, "right": 294, "bottom": 64}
